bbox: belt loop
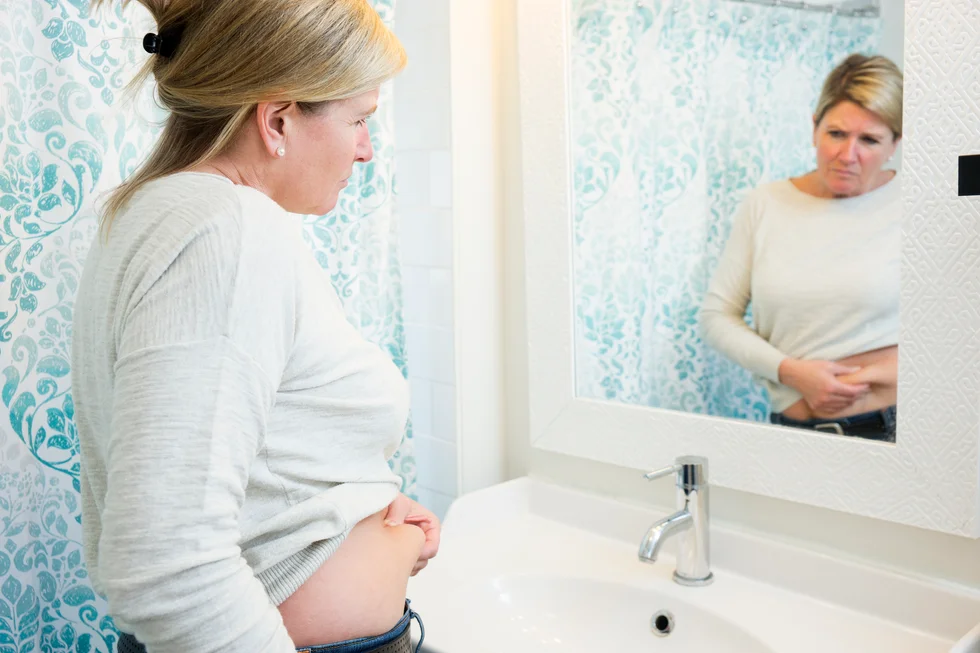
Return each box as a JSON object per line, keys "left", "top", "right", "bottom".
{"left": 408, "top": 600, "right": 425, "bottom": 653}
{"left": 813, "top": 422, "right": 845, "bottom": 436}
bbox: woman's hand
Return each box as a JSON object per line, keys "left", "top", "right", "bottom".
{"left": 778, "top": 358, "right": 870, "bottom": 414}
{"left": 384, "top": 493, "right": 441, "bottom": 575}
{"left": 836, "top": 356, "right": 898, "bottom": 388}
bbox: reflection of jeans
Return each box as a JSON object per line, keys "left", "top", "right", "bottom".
{"left": 770, "top": 405, "right": 896, "bottom": 443}
{"left": 116, "top": 600, "right": 425, "bottom": 653}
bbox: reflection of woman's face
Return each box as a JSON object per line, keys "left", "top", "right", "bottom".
{"left": 813, "top": 101, "right": 900, "bottom": 198}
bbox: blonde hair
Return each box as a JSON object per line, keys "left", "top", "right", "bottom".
{"left": 91, "top": 0, "right": 407, "bottom": 232}
{"left": 814, "top": 53, "right": 903, "bottom": 140}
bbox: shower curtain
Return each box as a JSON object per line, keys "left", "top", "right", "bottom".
{"left": 0, "top": 0, "right": 413, "bottom": 650}
{"left": 571, "top": 0, "right": 881, "bottom": 420}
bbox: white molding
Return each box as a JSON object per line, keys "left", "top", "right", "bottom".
{"left": 449, "top": 0, "right": 506, "bottom": 494}
{"left": 517, "top": 0, "right": 980, "bottom": 536}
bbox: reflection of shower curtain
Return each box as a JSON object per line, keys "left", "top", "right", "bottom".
{"left": 571, "top": 0, "right": 880, "bottom": 419}
{"left": 0, "top": 0, "right": 410, "bottom": 649}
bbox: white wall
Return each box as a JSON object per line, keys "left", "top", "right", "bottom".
{"left": 879, "top": 0, "right": 905, "bottom": 70}
{"left": 494, "top": 0, "right": 980, "bottom": 591}
{"left": 394, "top": 0, "right": 458, "bottom": 520}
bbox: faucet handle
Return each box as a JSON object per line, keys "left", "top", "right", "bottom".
{"left": 643, "top": 456, "right": 708, "bottom": 488}
{"left": 643, "top": 464, "right": 681, "bottom": 481}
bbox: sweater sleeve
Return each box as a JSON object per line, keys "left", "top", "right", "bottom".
{"left": 700, "top": 195, "right": 787, "bottom": 383}
{"left": 96, "top": 210, "right": 297, "bottom": 652}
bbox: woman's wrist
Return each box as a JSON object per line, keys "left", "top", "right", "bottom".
{"left": 777, "top": 357, "right": 799, "bottom": 387}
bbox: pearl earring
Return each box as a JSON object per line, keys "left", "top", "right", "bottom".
{"left": 277, "top": 146, "right": 286, "bottom": 157}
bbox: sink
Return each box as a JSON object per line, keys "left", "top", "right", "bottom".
{"left": 408, "top": 478, "right": 980, "bottom": 653}
{"left": 469, "top": 574, "right": 773, "bottom": 652}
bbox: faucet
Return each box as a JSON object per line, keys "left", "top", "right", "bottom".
{"left": 638, "top": 455, "right": 713, "bottom": 586}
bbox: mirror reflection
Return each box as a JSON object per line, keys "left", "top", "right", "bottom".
{"left": 570, "top": 0, "right": 904, "bottom": 442}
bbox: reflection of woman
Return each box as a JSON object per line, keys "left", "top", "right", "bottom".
{"left": 72, "top": 1, "right": 437, "bottom": 652}
{"left": 701, "top": 54, "right": 903, "bottom": 442}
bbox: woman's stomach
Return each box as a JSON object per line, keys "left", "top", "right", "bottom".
{"left": 278, "top": 509, "right": 425, "bottom": 648}
{"left": 781, "top": 345, "right": 898, "bottom": 421}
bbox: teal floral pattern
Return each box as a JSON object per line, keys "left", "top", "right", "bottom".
{"left": 0, "top": 0, "right": 411, "bottom": 650}
{"left": 571, "top": 0, "right": 880, "bottom": 419}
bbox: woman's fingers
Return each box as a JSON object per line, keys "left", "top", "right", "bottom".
{"left": 384, "top": 494, "right": 413, "bottom": 526}
{"left": 404, "top": 510, "right": 441, "bottom": 562}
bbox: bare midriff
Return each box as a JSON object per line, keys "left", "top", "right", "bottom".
{"left": 278, "top": 509, "right": 425, "bottom": 648}
{"left": 781, "top": 345, "right": 898, "bottom": 421}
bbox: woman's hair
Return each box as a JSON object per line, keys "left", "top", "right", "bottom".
{"left": 91, "top": 0, "right": 407, "bottom": 231}
{"left": 813, "top": 53, "right": 903, "bottom": 141}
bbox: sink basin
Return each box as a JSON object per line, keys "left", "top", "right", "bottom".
{"left": 470, "top": 574, "right": 773, "bottom": 652}
{"left": 408, "top": 478, "right": 980, "bottom": 653}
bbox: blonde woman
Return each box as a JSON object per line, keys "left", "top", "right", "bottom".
{"left": 71, "top": 1, "right": 438, "bottom": 651}
{"left": 701, "top": 54, "right": 903, "bottom": 442}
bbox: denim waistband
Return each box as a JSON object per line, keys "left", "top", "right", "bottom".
{"left": 770, "top": 405, "right": 896, "bottom": 442}
{"left": 117, "top": 600, "right": 425, "bottom": 653}
{"left": 296, "top": 600, "right": 424, "bottom": 653}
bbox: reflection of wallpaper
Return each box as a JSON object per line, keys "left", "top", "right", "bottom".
{"left": 0, "top": 0, "right": 409, "bottom": 650}
{"left": 571, "top": 0, "right": 880, "bottom": 419}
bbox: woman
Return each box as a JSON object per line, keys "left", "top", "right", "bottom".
{"left": 71, "top": 1, "right": 439, "bottom": 651}
{"left": 701, "top": 54, "right": 903, "bottom": 442}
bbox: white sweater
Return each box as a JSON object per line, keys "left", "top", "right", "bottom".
{"left": 700, "top": 175, "right": 901, "bottom": 413}
{"left": 71, "top": 172, "right": 409, "bottom": 652}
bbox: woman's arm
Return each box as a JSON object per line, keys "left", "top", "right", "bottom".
{"left": 96, "top": 216, "right": 297, "bottom": 653}
{"left": 700, "top": 201, "right": 788, "bottom": 383}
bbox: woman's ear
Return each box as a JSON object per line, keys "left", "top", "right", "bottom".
{"left": 255, "top": 101, "right": 295, "bottom": 158}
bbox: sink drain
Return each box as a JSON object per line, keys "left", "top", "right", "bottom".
{"left": 651, "top": 610, "right": 674, "bottom": 637}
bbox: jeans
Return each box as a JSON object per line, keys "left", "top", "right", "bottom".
{"left": 770, "top": 405, "right": 897, "bottom": 442}
{"left": 116, "top": 600, "right": 425, "bottom": 653}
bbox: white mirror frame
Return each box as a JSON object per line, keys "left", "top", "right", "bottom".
{"left": 517, "top": 0, "right": 980, "bottom": 536}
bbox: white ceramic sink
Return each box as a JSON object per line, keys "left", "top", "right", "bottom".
{"left": 408, "top": 478, "right": 980, "bottom": 653}
{"left": 469, "top": 574, "right": 773, "bottom": 652}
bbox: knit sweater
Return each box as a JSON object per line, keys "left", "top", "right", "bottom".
{"left": 701, "top": 175, "right": 901, "bottom": 413}
{"left": 71, "top": 172, "right": 409, "bottom": 652}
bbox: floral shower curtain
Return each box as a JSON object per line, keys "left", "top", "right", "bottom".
{"left": 571, "top": 0, "right": 880, "bottom": 420}
{"left": 0, "top": 0, "right": 413, "bottom": 650}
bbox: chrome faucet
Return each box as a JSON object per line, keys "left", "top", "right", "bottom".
{"left": 639, "top": 455, "right": 713, "bottom": 586}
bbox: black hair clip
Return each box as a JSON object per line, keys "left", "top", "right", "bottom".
{"left": 142, "top": 25, "right": 184, "bottom": 58}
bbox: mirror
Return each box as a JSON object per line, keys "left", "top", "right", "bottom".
{"left": 570, "top": 0, "right": 905, "bottom": 442}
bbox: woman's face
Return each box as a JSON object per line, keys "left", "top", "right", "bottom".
{"left": 813, "top": 100, "right": 899, "bottom": 198}
{"left": 281, "top": 89, "right": 379, "bottom": 215}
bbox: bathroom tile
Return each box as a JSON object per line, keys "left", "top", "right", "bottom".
{"left": 393, "top": 0, "right": 451, "bottom": 151}
{"left": 394, "top": 46, "right": 451, "bottom": 152}
{"left": 395, "top": 151, "right": 430, "bottom": 209}
{"left": 417, "top": 209, "right": 453, "bottom": 270}
{"left": 429, "top": 150, "right": 453, "bottom": 208}
{"left": 429, "top": 327, "right": 455, "bottom": 385}
{"left": 401, "top": 265, "right": 431, "bottom": 325}
{"left": 393, "top": 0, "right": 449, "bottom": 41}
{"left": 405, "top": 325, "right": 433, "bottom": 380}
{"left": 406, "top": 326, "right": 454, "bottom": 385}
{"left": 428, "top": 268, "right": 454, "bottom": 329}
{"left": 394, "top": 87, "right": 451, "bottom": 152}
{"left": 415, "top": 487, "right": 455, "bottom": 523}
{"left": 409, "top": 378, "right": 434, "bottom": 438}
{"left": 415, "top": 434, "right": 458, "bottom": 497}
{"left": 399, "top": 210, "right": 440, "bottom": 268}
{"left": 431, "top": 383, "right": 457, "bottom": 444}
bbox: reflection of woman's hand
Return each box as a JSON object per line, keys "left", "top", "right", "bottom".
{"left": 384, "top": 493, "right": 441, "bottom": 575}
{"left": 836, "top": 357, "right": 898, "bottom": 388}
{"left": 778, "top": 359, "right": 870, "bottom": 414}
